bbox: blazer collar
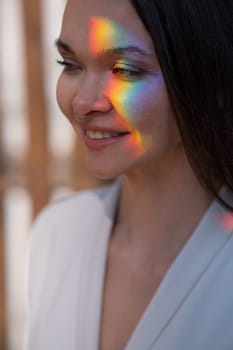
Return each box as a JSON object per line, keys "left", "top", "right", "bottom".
{"left": 76, "top": 179, "right": 121, "bottom": 349}
{"left": 44, "top": 182, "right": 233, "bottom": 350}
{"left": 39, "top": 179, "right": 121, "bottom": 350}
{"left": 126, "top": 192, "right": 233, "bottom": 349}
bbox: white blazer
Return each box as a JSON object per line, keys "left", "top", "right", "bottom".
{"left": 27, "top": 180, "right": 233, "bottom": 350}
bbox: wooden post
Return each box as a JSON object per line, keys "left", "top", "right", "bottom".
{"left": 0, "top": 193, "right": 6, "bottom": 350}
{"left": 21, "top": 0, "right": 49, "bottom": 217}
{"left": 0, "top": 89, "right": 7, "bottom": 350}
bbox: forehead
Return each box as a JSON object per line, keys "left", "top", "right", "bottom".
{"left": 60, "top": 0, "right": 154, "bottom": 52}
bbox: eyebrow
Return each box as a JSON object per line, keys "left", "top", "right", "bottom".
{"left": 55, "top": 39, "right": 75, "bottom": 54}
{"left": 55, "top": 38, "right": 153, "bottom": 58}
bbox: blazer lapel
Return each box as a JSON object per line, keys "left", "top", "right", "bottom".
{"left": 76, "top": 180, "right": 120, "bottom": 349}
{"left": 126, "top": 196, "right": 233, "bottom": 350}
{"left": 36, "top": 180, "right": 120, "bottom": 350}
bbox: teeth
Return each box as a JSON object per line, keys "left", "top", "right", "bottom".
{"left": 95, "top": 131, "right": 104, "bottom": 139}
{"left": 86, "top": 130, "right": 121, "bottom": 139}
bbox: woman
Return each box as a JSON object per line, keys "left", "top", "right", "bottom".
{"left": 27, "top": 0, "right": 233, "bottom": 349}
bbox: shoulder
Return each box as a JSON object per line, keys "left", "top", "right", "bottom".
{"left": 28, "top": 179, "right": 120, "bottom": 265}
{"left": 27, "top": 179, "right": 120, "bottom": 302}
{"left": 30, "top": 180, "right": 119, "bottom": 236}
{"left": 37, "top": 182, "right": 113, "bottom": 219}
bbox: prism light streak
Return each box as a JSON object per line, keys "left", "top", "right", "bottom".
{"left": 89, "top": 16, "right": 152, "bottom": 154}
{"left": 105, "top": 77, "right": 153, "bottom": 153}
{"left": 89, "top": 17, "right": 125, "bottom": 56}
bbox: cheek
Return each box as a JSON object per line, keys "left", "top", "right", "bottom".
{"left": 109, "top": 76, "right": 178, "bottom": 152}
{"left": 109, "top": 76, "right": 169, "bottom": 128}
{"left": 56, "top": 75, "right": 75, "bottom": 121}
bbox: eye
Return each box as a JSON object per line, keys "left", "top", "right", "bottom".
{"left": 112, "top": 62, "right": 145, "bottom": 82}
{"left": 57, "top": 59, "right": 82, "bottom": 73}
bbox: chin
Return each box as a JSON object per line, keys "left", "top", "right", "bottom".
{"left": 90, "top": 169, "right": 122, "bottom": 181}
{"left": 85, "top": 163, "right": 122, "bottom": 181}
{"left": 83, "top": 151, "right": 126, "bottom": 179}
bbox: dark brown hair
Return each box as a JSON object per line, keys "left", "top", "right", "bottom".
{"left": 130, "top": 0, "right": 233, "bottom": 209}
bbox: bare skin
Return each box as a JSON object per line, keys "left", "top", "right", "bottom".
{"left": 57, "top": 0, "right": 213, "bottom": 348}
{"left": 99, "top": 150, "right": 212, "bottom": 350}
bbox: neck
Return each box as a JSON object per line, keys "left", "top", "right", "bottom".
{"left": 114, "top": 150, "right": 213, "bottom": 263}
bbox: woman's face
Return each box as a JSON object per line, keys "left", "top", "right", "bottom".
{"left": 56, "top": 0, "right": 182, "bottom": 179}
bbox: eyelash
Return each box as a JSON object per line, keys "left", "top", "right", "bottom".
{"left": 57, "top": 59, "right": 145, "bottom": 81}
{"left": 57, "top": 59, "right": 81, "bottom": 72}
{"left": 112, "top": 63, "right": 145, "bottom": 81}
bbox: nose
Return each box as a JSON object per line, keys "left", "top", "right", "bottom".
{"left": 72, "top": 75, "right": 112, "bottom": 117}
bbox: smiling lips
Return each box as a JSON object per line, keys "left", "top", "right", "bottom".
{"left": 86, "top": 129, "right": 127, "bottom": 139}
{"left": 82, "top": 127, "right": 130, "bottom": 149}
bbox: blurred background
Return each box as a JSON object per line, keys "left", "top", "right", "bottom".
{"left": 0, "top": 0, "right": 102, "bottom": 348}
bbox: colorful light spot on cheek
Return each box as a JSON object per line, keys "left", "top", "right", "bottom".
{"left": 105, "top": 78, "right": 153, "bottom": 152}
{"left": 221, "top": 213, "right": 233, "bottom": 231}
{"left": 89, "top": 16, "right": 154, "bottom": 154}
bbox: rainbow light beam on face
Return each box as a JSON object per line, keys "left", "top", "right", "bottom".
{"left": 89, "top": 17, "right": 125, "bottom": 56}
{"left": 89, "top": 16, "right": 153, "bottom": 155}
{"left": 105, "top": 77, "right": 153, "bottom": 154}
